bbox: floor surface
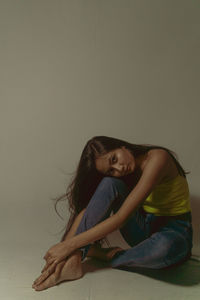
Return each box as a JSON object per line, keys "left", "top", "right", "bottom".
{"left": 1, "top": 233, "right": 200, "bottom": 300}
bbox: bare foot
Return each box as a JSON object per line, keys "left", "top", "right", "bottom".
{"left": 33, "top": 251, "right": 83, "bottom": 291}
{"left": 87, "top": 244, "right": 124, "bottom": 262}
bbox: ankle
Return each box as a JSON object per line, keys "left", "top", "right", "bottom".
{"left": 67, "top": 251, "right": 83, "bottom": 278}
{"left": 106, "top": 247, "right": 124, "bottom": 261}
{"left": 70, "top": 249, "right": 82, "bottom": 261}
{"left": 86, "top": 244, "right": 124, "bottom": 262}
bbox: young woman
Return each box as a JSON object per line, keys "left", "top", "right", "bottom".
{"left": 32, "top": 136, "right": 193, "bottom": 291}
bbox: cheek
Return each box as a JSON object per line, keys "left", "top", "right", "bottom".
{"left": 130, "top": 156, "right": 135, "bottom": 170}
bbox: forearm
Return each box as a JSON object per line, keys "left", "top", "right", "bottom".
{"left": 68, "top": 213, "right": 122, "bottom": 251}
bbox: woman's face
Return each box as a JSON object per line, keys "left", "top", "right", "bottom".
{"left": 95, "top": 146, "right": 135, "bottom": 177}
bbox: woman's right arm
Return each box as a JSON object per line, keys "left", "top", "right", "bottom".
{"left": 40, "top": 209, "right": 86, "bottom": 274}
{"left": 64, "top": 150, "right": 168, "bottom": 253}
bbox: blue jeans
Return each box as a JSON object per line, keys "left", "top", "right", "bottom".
{"left": 75, "top": 177, "right": 193, "bottom": 269}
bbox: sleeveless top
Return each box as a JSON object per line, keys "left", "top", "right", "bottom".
{"left": 142, "top": 174, "right": 191, "bottom": 216}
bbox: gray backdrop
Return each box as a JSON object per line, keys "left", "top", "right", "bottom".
{"left": 0, "top": 0, "right": 199, "bottom": 259}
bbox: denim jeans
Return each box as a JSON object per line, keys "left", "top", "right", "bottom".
{"left": 75, "top": 177, "right": 193, "bottom": 270}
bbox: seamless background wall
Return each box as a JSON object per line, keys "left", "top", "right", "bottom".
{"left": 0, "top": 0, "right": 200, "bottom": 258}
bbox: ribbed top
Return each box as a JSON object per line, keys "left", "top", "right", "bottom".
{"left": 142, "top": 175, "right": 191, "bottom": 216}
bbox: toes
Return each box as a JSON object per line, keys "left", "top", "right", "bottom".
{"left": 33, "top": 262, "right": 57, "bottom": 286}
{"left": 34, "top": 282, "right": 47, "bottom": 291}
{"left": 54, "top": 261, "right": 66, "bottom": 281}
{"left": 34, "top": 275, "right": 57, "bottom": 291}
{"left": 33, "top": 261, "right": 67, "bottom": 291}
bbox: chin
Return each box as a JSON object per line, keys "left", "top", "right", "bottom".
{"left": 129, "top": 164, "right": 134, "bottom": 173}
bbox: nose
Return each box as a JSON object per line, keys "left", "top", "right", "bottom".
{"left": 115, "top": 163, "right": 124, "bottom": 173}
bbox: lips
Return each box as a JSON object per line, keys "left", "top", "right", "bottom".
{"left": 123, "top": 166, "right": 129, "bottom": 175}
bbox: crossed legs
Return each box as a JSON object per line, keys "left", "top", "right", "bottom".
{"left": 33, "top": 177, "right": 127, "bottom": 291}
{"left": 32, "top": 177, "right": 193, "bottom": 291}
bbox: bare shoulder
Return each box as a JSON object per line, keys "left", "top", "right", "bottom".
{"left": 146, "top": 149, "right": 170, "bottom": 168}
{"left": 148, "top": 148, "right": 169, "bottom": 160}
{"left": 147, "top": 148, "right": 179, "bottom": 180}
{"left": 142, "top": 149, "right": 170, "bottom": 181}
{"left": 140, "top": 149, "right": 169, "bottom": 172}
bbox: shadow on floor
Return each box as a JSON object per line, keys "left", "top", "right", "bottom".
{"left": 83, "top": 257, "right": 200, "bottom": 286}
{"left": 82, "top": 257, "right": 110, "bottom": 274}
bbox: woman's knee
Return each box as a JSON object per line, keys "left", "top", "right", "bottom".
{"left": 99, "top": 176, "right": 123, "bottom": 186}
{"left": 98, "top": 176, "right": 130, "bottom": 195}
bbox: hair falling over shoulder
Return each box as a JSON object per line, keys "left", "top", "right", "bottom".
{"left": 53, "top": 136, "right": 190, "bottom": 245}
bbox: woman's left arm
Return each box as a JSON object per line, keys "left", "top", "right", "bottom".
{"left": 70, "top": 150, "right": 168, "bottom": 248}
{"left": 34, "top": 150, "right": 169, "bottom": 286}
{"left": 45, "top": 150, "right": 169, "bottom": 264}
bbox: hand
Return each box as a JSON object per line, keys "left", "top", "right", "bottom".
{"left": 43, "top": 240, "right": 74, "bottom": 267}
{"left": 33, "top": 240, "right": 74, "bottom": 287}
{"left": 32, "top": 260, "right": 66, "bottom": 288}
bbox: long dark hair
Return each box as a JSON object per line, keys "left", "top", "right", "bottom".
{"left": 54, "top": 136, "right": 189, "bottom": 244}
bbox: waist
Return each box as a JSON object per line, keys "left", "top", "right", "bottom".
{"left": 140, "top": 207, "right": 192, "bottom": 222}
{"left": 167, "top": 211, "right": 192, "bottom": 222}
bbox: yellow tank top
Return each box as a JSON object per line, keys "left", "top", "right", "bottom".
{"left": 142, "top": 174, "right": 191, "bottom": 216}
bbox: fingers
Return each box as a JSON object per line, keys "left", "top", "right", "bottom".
{"left": 43, "top": 252, "right": 50, "bottom": 261}
{"left": 43, "top": 250, "right": 53, "bottom": 261}
{"left": 33, "top": 262, "right": 57, "bottom": 286}
{"left": 41, "top": 262, "right": 49, "bottom": 273}
{"left": 54, "top": 260, "right": 66, "bottom": 281}
{"left": 41, "top": 257, "right": 54, "bottom": 273}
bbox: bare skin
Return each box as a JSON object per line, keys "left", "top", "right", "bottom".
{"left": 32, "top": 147, "right": 148, "bottom": 291}
{"left": 32, "top": 209, "right": 123, "bottom": 291}
{"left": 33, "top": 250, "right": 83, "bottom": 291}
{"left": 33, "top": 147, "right": 180, "bottom": 291}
